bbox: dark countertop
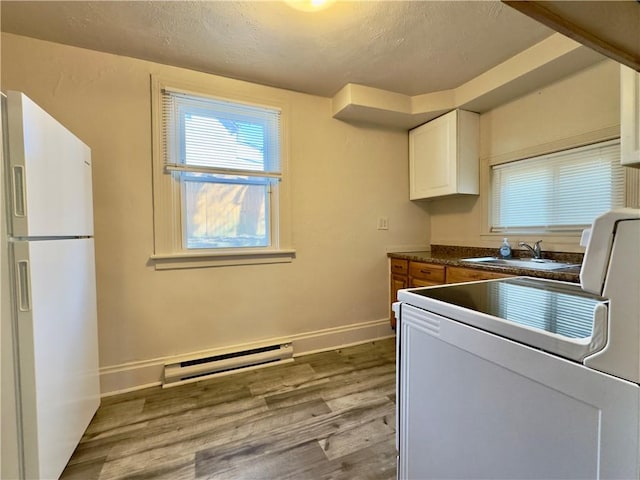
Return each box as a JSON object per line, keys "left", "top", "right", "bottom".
{"left": 388, "top": 245, "right": 582, "bottom": 283}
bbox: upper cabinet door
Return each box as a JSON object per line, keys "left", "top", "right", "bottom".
{"left": 5, "top": 91, "right": 93, "bottom": 237}
{"left": 409, "top": 109, "right": 479, "bottom": 200}
{"left": 621, "top": 65, "right": 640, "bottom": 168}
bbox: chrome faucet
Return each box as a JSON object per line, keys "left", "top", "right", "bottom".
{"left": 519, "top": 240, "right": 543, "bottom": 259}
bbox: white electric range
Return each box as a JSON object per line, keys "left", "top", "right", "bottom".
{"left": 394, "top": 208, "right": 640, "bottom": 479}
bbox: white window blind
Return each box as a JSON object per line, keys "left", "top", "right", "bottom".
{"left": 161, "top": 89, "right": 282, "bottom": 250}
{"left": 491, "top": 140, "right": 624, "bottom": 232}
{"left": 162, "top": 89, "right": 281, "bottom": 177}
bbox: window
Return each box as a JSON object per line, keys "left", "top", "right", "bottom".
{"left": 490, "top": 139, "right": 624, "bottom": 232}
{"left": 151, "top": 77, "right": 294, "bottom": 269}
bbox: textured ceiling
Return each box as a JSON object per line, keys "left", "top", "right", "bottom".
{"left": 0, "top": 1, "right": 556, "bottom": 97}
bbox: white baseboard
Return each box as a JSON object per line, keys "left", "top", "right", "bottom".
{"left": 99, "top": 317, "right": 395, "bottom": 397}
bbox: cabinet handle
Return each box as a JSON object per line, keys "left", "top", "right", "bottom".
{"left": 420, "top": 269, "right": 431, "bottom": 274}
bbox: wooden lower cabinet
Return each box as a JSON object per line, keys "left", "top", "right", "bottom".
{"left": 389, "top": 274, "right": 408, "bottom": 329}
{"left": 409, "top": 262, "right": 445, "bottom": 286}
{"left": 390, "top": 259, "right": 409, "bottom": 328}
{"left": 389, "top": 259, "right": 445, "bottom": 328}
{"left": 446, "top": 266, "right": 512, "bottom": 284}
{"left": 389, "top": 259, "right": 514, "bottom": 327}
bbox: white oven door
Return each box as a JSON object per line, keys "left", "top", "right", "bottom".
{"left": 397, "top": 303, "right": 640, "bottom": 480}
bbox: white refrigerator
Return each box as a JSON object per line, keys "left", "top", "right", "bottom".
{"left": 1, "top": 91, "right": 100, "bottom": 479}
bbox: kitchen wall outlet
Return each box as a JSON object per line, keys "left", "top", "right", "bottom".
{"left": 377, "top": 217, "right": 389, "bottom": 230}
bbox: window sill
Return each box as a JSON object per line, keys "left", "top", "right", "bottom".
{"left": 149, "top": 249, "right": 296, "bottom": 270}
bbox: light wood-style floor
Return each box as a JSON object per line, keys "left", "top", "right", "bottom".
{"left": 61, "top": 338, "right": 397, "bottom": 480}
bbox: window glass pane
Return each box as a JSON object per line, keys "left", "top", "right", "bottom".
{"left": 162, "top": 89, "right": 282, "bottom": 252}
{"left": 182, "top": 175, "right": 269, "bottom": 249}
{"left": 182, "top": 109, "right": 275, "bottom": 172}
{"left": 184, "top": 114, "right": 262, "bottom": 169}
{"left": 162, "top": 91, "right": 280, "bottom": 174}
{"left": 496, "top": 167, "right": 551, "bottom": 227}
{"left": 554, "top": 159, "right": 612, "bottom": 225}
{"left": 491, "top": 140, "right": 623, "bottom": 231}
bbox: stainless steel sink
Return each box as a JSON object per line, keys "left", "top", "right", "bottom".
{"left": 461, "top": 257, "right": 581, "bottom": 271}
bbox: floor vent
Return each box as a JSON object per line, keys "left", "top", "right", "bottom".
{"left": 163, "top": 342, "right": 293, "bottom": 388}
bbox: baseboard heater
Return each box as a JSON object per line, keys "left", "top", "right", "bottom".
{"left": 162, "top": 342, "right": 294, "bottom": 388}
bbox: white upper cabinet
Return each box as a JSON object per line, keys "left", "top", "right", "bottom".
{"left": 621, "top": 65, "right": 640, "bottom": 168}
{"left": 409, "top": 109, "right": 479, "bottom": 200}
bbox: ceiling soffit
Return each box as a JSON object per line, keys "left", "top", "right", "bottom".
{"left": 332, "top": 34, "right": 606, "bottom": 130}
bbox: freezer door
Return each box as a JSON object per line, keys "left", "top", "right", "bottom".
{"left": 6, "top": 91, "right": 93, "bottom": 237}
{"left": 12, "top": 238, "right": 100, "bottom": 480}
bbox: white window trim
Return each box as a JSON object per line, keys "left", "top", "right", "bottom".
{"left": 480, "top": 126, "right": 638, "bottom": 245}
{"left": 149, "top": 74, "right": 294, "bottom": 269}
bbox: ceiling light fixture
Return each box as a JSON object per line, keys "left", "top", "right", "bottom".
{"left": 285, "top": 0, "right": 335, "bottom": 12}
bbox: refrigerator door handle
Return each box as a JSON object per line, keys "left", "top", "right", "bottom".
{"left": 12, "top": 165, "right": 26, "bottom": 217}
{"left": 16, "top": 260, "right": 31, "bottom": 312}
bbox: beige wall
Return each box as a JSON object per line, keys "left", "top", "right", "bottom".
{"left": 1, "top": 33, "right": 429, "bottom": 393}
{"left": 429, "top": 59, "right": 626, "bottom": 252}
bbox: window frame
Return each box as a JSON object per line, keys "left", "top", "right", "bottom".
{"left": 489, "top": 139, "right": 625, "bottom": 234}
{"left": 150, "top": 75, "right": 294, "bottom": 270}
{"left": 480, "top": 128, "right": 637, "bottom": 247}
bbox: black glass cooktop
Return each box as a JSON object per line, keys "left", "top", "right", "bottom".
{"left": 408, "top": 278, "right": 607, "bottom": 339}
